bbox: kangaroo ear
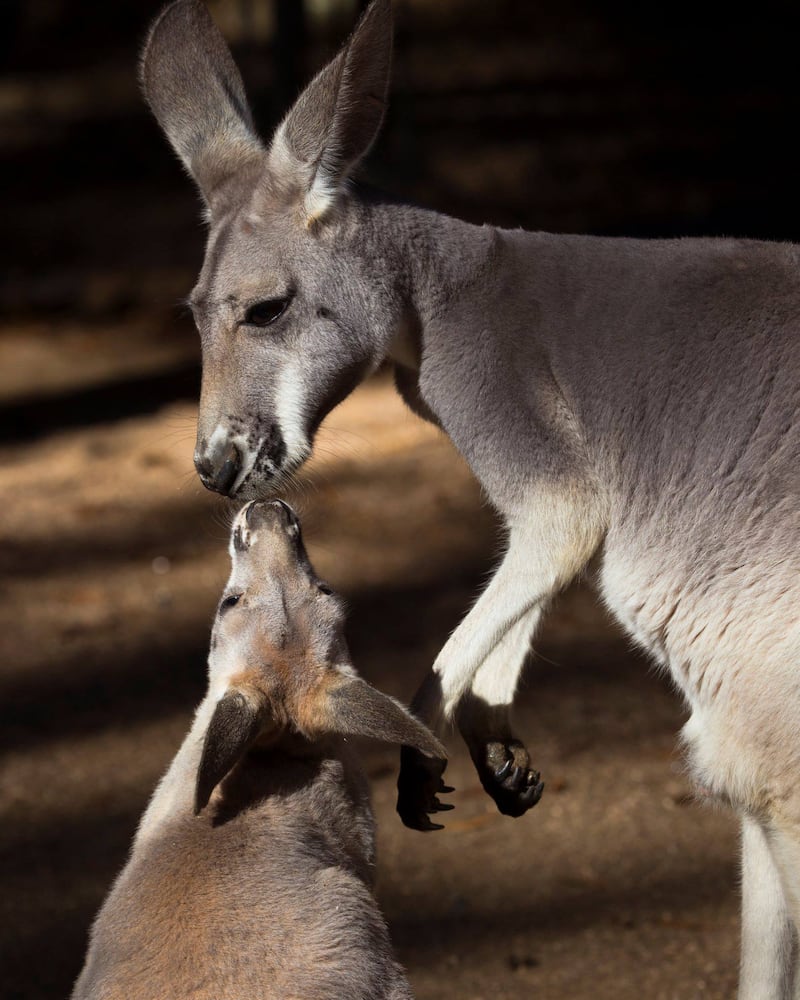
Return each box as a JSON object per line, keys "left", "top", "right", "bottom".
{"left": 140, "top": 0, "right": 264, "bottom": 211}
{"left": 194, "top": 690, "right": 263, "bottom": 814}
{"left": 323, "top": 678, "right": 446, "bottom": 760}
{"left": 269, "top": 0, "right": 393, "bottom": 224}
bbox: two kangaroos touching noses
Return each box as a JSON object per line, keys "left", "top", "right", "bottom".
{"left": 138, "top": 0, "right": 800, "bottom": 995}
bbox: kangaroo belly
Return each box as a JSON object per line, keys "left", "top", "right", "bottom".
{"left": 600, "top": 527, "right": 800, "bottom": 812}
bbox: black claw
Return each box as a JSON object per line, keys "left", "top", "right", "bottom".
{"left": 500, "top": 764, "right": 523, "bottom": 791}
{"left": 398, "top": 809, "right": 444, "bottom": 832}
{"left": 397, "top": 746, "right": 452, "bottom": 832}
{"left": 519, "top": 780, "right": 545, "bottom": 809}
{"left": 440, "top": 784, "right": 456, "bottom": 794}
{"left": 494, "top": 758, "right": 513, "bottom": 781}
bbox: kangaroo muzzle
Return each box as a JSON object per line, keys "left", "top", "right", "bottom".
{"left": 194, "top": 438, "right": 241, "bottom": 496}
{"left": 195, "top": 419, "right": 289, "bottom": 498}
{"left": 243, "top": 498, "right": 298, "bottom": 532}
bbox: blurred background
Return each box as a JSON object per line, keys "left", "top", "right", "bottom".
{"left": 3, "top": 1, "right": 800, "bottom": 997}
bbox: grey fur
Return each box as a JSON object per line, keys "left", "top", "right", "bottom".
{"left": 140, "top": 2, "right": 800, "bottom": 996}
{"left": 71, "top": 501, "right": 433, "bottom": 1000}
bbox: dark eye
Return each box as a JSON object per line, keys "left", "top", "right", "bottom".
{"left": 244, "top": 297, "right": 290, "bottom": 328}
{"left": 317, "top": 583, "right": 333, "bottom": 596}
{"left": 220, "top": 593, "right": 242, "bottom": 611}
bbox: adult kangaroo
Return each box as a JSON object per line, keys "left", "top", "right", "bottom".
{"left": 141, "top": 2, "right": 800, "bottom": 994}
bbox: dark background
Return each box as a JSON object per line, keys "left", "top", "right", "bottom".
{"left": 3, "top": 2, "right": 799, "bottom": 997}
{"left": 6, "top": 0, "right": 800, "bottom": 328}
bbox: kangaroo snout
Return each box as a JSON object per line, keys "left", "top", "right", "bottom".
{"left": 195, "top": 420, "right": 290, "bottom": 498}
{"left": 243, "top": 498, "right": 298, "bottom": 532}
{"left": 232, "top": 499, "right": 299, "bottom": 553}
{"left": 194, "top": 437, "right": 241, "bottom": 495}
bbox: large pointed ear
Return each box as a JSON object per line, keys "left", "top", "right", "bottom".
{"left": 194, "top": 690, "right": 264, "bottom": 814}
{"left": 140, "top": 0, "right": 264, "bottom": 211}
{"left": 321, "top": 678, "right": 446, "bottom": 760}
{"left": 269, "top": 0, "right": 393, "bottom": 225}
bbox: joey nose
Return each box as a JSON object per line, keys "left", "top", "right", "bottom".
{"left": 244, "top": 498, "right": 298, "bottom": 531}
{"left": 195, "top": 440, "right": 241, "bottom": 495}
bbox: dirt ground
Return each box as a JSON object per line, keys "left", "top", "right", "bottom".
{"left": 0, "top": 319, "right": 742, "bottom": 999}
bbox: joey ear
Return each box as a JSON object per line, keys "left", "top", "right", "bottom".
{"left": 140, "top": 0, "right": 264, "bottom": 211}
{"left": 194, "top": 690, "right": 263, "bottom": 814}
{"left": 324, "top": 678, "right": 446, "bottom": 760}
{"left": 269, "top": 0, "right": 393, "bottom": 223}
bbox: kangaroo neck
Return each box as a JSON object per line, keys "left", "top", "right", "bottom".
{"left": 359, "top": 195, "right": 502, "bottom": 370}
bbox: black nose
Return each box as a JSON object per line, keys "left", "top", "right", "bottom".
{"left": 195, "top": 440, "right": 241, "bottom": 495}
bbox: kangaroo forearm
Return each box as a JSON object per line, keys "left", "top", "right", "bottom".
{"left": 434, "top": 487, "right": 604, "bottom": 716}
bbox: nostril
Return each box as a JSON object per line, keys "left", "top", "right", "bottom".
{"left": 216, "top": 442, "right": 240, "bottom": 494}
{"left": 195, "top": 441, "right": 242, "bottom": 496}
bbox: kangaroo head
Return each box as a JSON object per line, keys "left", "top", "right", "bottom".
{"left": 140, "top": 0, "right": 400, "bottom": 498}
{"left": 195, "top": 499, "right": 444, "bottom": 813}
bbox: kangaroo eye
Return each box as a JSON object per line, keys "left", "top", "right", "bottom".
{"left": 244, "top": 297, "right": 290, "bottom": 328}
{"left": 317, "top": 583, "right": 333, "bottom": 596}
{"left": 220, "top": 593, "right": 242, "bottom": 611}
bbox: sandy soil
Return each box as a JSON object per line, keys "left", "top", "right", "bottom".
{"left": 0, "top": 347, "right": 741, "bottom": 999}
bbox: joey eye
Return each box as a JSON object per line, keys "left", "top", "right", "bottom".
{"left": 220, "top": 593, "right": 242, "bottom": 611}
{"left": 243, "top": 297, "right": 291, "bottom": 328}
{"left": 317, "top": 583, "right": 333, "bottom": 596}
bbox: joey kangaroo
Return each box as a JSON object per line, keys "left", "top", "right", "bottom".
{"left": 141, "top": 2, "right": 800, "bottom": 994}
{"left": 72, "top": 499, "right": 442, "bottom": 1000}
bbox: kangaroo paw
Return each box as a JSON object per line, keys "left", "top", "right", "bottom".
{"left": 396, "top": 746, "right": 454, "bottom": 831}
{"left": 474, "top": 738, "right": 544, "bottom": 817}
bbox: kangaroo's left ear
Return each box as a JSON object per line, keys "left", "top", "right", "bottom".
{"left": 140, "top": 0, "right": 264, "bottom": 212}
{"left": 316, "top": 676, "right": 446, "bottom": 760}
{"left": 268, "top": 0, "right": 393, "bottom": 224}
{"left": 194, "top": 690, "right": 264, "bottom": 814}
